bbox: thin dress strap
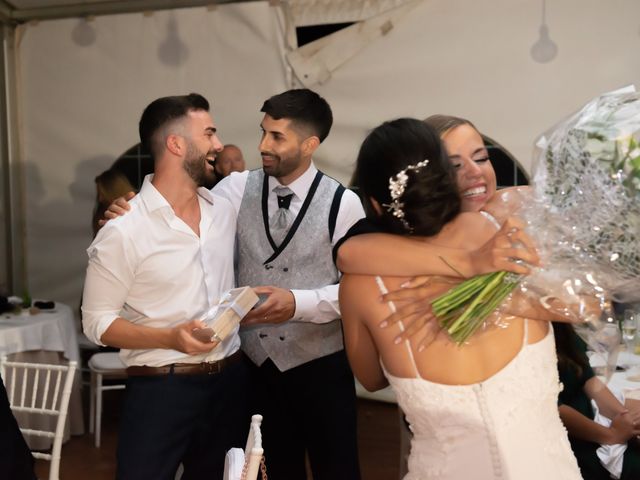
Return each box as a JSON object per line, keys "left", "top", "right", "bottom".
{"left": 374, "top": 276, "right": 420, "bottom": 378}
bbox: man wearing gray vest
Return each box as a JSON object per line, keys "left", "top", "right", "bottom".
{"left": 215, "top": 89, "right": 364, "bottom": 479}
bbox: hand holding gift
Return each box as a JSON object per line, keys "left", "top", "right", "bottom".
{"left": 241, "top": 286, "right": 296, "bottom": 326}
{"left": 191, "top": 286, "right": 259, "bottom": 344}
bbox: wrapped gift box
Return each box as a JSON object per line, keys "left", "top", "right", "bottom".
{"left": 193, "top": 286, "right": 259, "bottom": 343}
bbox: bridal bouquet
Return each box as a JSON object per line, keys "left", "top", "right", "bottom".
{"left": 434, "top": 86, "right": 640, "bottom": 345}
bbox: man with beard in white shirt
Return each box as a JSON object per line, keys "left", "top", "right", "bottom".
{"left": 82, "top": 93, "right": 248, "bottom": 480}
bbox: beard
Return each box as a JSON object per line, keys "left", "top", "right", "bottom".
{"left": 183, "top": 140, "right": 216, "bottom": 188}
{"left": 261, "top": 149, "right": 302, "bottom": 179}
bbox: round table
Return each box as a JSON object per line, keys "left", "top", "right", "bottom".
{"left": 0, "top": 303, "right": 84, "bottom": 449}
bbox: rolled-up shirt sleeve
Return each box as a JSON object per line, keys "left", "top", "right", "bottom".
{"left": 290, "top": 284, "right": 340, "bottom": 324}
{"left": 81, "top": 226, "right": 135, "bottom": 346}
{"left": 289, "top": 188, "right": 364, "bottom": 324}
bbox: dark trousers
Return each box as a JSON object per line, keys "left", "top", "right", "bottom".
{"left": 116, "top": 358, "right": 249, "bottom": 480}
{"left": 248, "top": 350, "right": 361, "bottom": 480}
{"left": 0, "top": 374, "right": 37, "bottom": 480}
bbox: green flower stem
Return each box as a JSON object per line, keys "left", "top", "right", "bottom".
{"left": 446, "top": 272, "right": 507, "bottom": 333}
{"left": 432, "top": 273, "right": 494, "bottom": 315}
{"left": 456, "top": 281, "right": 518, "bottom": 342}
{"left": 431, "top": 271, "right": 521, "bottom": 345}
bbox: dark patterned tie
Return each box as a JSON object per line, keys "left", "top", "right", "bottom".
{"left": 270, "top": 186, "right": 294, "bottom": 245}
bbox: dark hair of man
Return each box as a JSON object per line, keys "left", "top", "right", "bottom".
{"left": 354, "top": 118, "right": 461, "bottom": 236}
{"left": 424, "top": 114, "right": 479, "bottom": 137}
{"left": 138, "top": 93, "right": 210, "bottom": 157}
{"left": 260, "top": 89, "right": 333, "bottom": 143}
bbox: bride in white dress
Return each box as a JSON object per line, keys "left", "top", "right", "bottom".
{"left": 339, "top": 118, "right": 585, "bottom": 479}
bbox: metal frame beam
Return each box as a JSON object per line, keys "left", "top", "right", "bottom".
{"left": 1, "top": 0, "right": 256, "bottom": 24}
{"left": 0, "top": 23, "right": 24, "bottom": 294}
{"left": 0, "top": 24, "right": 9, "bottom": 292}
{"left": 0, "top": 2, "right": 12, "bottom": 24}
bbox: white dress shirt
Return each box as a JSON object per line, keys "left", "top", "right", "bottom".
{"left": 82, "top": 175, "right": 239, "bottom": 367}
{"left": 214, "top": 163, "right": 365, "bottom": 324}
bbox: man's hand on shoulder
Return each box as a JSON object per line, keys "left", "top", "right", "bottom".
{"left": 241, "top": 286, "right": 295, "bottom": 326}
{"left": 98, "top": 191, "right": 136, "bottom": 228}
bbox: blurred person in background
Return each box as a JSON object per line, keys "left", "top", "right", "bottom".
{"left": 92, "top": 168, "right": 135, "bottom": 236}
{"left": 554, "top": 322, "right": 640, "bottom": 479}
{"left": 213, "top": 143, "right": 246, "bottom": 185}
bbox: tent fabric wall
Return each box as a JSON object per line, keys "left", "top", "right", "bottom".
{"left": 14, "top": 0, "right": 640, "bottom": 314}
{"left": 301, "top": 0, "right": 640, "bottom": 180}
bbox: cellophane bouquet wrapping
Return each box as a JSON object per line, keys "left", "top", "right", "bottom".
{"left": 434, "top": 86, "right": 640, "bottom": 350}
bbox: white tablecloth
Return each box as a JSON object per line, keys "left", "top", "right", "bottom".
{"left": 0, "top": 303, "right": 80, "bottom": 361}
{"left": 0, "top": 303, "right": 84, "bottom": 449}
{"left": 608, "top": 375, "right": 640, "bottom": 399}
{"left": 589, "top": 349, "right": 640, "bottom": 399}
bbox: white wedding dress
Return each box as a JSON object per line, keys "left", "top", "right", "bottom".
{"left": 379, "top": 281, "right": 583, "bottom": 479}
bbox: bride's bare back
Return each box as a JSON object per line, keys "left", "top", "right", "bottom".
{"left": 340, "top": 210, "right": 549, "bottom": 388}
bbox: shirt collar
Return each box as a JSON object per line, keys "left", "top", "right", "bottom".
{"left": 268, "top": 162, "right": 317, "bottom": 200}
{"left": 139, "top": 174, "right": 215, "bottom": 213}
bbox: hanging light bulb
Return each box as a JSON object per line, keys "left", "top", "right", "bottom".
{"left": 71, "top": 17, "right": 96, "bottom": 47}
{"left": 158, "top": 15, "right": 189, "bottom": 67}
{"left": 530, "top": 0, "right": 558, "bottom": 63}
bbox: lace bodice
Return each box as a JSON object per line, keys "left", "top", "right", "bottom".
{"left": 377, "top": 278, "right": 582, "bottom": 480}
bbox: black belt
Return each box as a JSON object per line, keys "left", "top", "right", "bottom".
{"left": 126, "top": 350, "right": 243, "bottom": 377}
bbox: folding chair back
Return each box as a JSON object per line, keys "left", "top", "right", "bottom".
{"left": 0, "top": 355, "right": 77, "bottom": 480}
{"left": 88, "top": 351, "right": 127, "bottom": 447}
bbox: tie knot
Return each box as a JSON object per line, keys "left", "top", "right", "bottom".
{"left": 274, "top": 186, "right": 294, "bottom": 210}
{"left": 277, "top": 193, "right": 294, "bottom": 210}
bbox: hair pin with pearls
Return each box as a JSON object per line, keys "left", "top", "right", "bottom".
{"left": 382, "top": 159, "right": 429, "bottom": 232}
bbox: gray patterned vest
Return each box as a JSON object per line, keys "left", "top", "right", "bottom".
{"left": 237, "top": 169, "right": 344, "bottom": 371}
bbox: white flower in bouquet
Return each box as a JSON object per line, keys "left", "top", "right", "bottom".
{"left": 529, "top": 88, "right": 640, "bottom": 298}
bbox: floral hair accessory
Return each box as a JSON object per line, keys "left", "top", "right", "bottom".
{"left": 382, "top": 159, "right": 429, "bottom": 231}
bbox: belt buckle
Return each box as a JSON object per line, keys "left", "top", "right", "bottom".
{"left": 204, "top": 360, "right": 221, "bottom": 375}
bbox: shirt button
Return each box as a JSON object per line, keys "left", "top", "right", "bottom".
{"left": 259, "top": 333, "right": 267, "bottom": 339}
{"left": 283, "top": 267, "right": 289, "bottom": 272}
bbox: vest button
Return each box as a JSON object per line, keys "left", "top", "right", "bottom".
{"left": 279, "top": 336, "right": 285, "bottom": 341}
{"left": 283, "top": 267, "right": 289, "bottom": 272}
{"left": 259, "top": 333, "right": 267, "bottom": 339}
